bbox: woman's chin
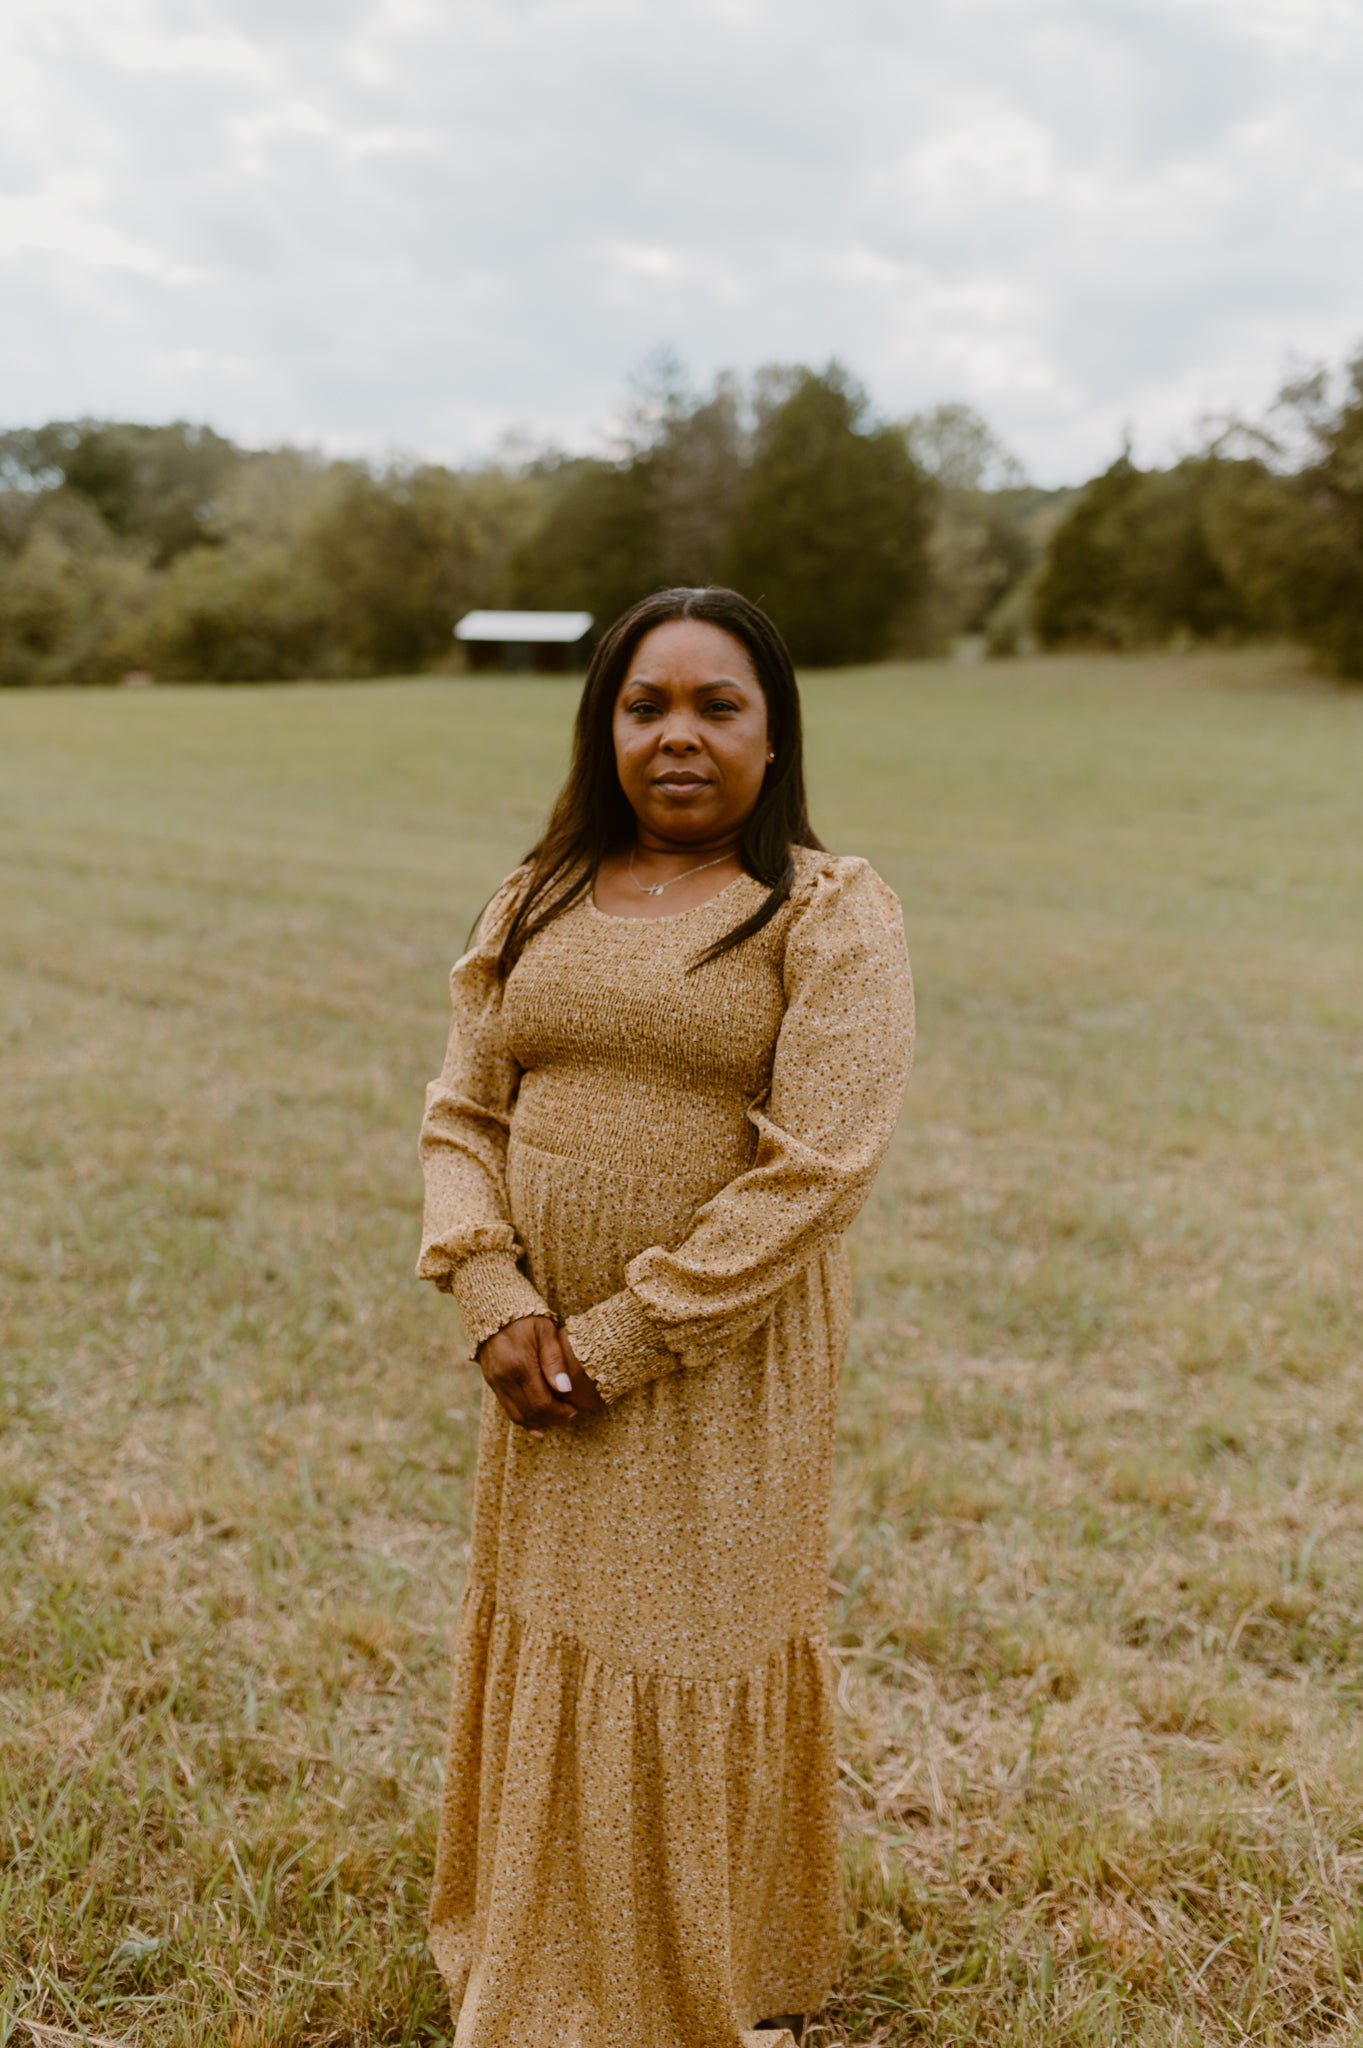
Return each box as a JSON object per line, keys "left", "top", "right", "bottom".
{"left": 639, "top": 801, "right": 724, "bottom": 839}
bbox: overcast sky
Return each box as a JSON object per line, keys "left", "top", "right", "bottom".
{"left": 2, "top": 0, "right": 1361, "bottom": 484}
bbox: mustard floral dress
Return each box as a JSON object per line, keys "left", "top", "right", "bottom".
{"left": 417, "top": 848, "right": 914, "bottom": 2048}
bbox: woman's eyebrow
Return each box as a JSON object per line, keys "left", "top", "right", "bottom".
{"left": 622, "top": 674, "right": 754, "bottom": 693}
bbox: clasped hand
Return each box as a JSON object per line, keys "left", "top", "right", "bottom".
{"left": 476, "top": 1315, "right": 605, "bottom": 1437}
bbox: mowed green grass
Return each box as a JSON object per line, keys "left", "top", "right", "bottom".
{"left": 2, "top": 647, "right": 1362, "bottom": 2046}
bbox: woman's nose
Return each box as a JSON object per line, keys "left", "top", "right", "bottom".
{"left": 659, "top": 722, "right": 701, "bottom": 751}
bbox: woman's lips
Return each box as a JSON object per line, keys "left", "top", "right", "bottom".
{"left": 655, "top": 775, "right": 709, "bottom": 791}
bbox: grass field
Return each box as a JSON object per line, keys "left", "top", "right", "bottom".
{"left": 2, "top": 646, "right": 1362, "bottom": 2046}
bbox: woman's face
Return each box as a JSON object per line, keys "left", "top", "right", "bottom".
{"left": 612, "top": 619, "right": 771, "bottom": 846}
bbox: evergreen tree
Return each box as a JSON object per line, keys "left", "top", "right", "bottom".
{"left": 726, "top": 366, "right": 930, "bottom": 666}
{"left": 1034, "top": 454, "right": 1249, "bottom": 649}
{"left": 507, "top": 457, "right": 661, "bottom": 625}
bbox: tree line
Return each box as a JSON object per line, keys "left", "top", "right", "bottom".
{"left": 1, "top": 348, "right": 1360, "bottom": 685}
{"left": 1033, "top": 357, "right": 1363, "bottom": 679}
{"left": 0, "top": 365, "right": 1056, "bottom": 685}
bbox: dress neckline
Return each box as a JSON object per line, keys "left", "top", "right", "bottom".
{"left": 586, "top": 872, "right": 753, "bottom": 925}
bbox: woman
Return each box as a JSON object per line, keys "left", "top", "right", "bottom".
{"left": 417, "top": 586, "right": 914, "bottom": 2048}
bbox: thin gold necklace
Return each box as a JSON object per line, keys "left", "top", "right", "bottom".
{"left": 627, "top": 846, "right": 736, "bottom": 899}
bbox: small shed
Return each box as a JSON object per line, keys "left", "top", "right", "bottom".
{"left": 454, "top": 609, "right": 594, "bottom": 673}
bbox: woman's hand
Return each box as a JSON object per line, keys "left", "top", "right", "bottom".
{"left": 559, "top": 1332, "right": 605, "bottom": 1415}
{"left": 477, "top": 1316, "right": 603, "bottom": 1436}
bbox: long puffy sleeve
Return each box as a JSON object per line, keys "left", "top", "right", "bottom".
{"left": 416, "top": 871, "right": 552, "bottom": 1349}
{"left": 564, "top": 859, "right": 914, "bottom": 1404}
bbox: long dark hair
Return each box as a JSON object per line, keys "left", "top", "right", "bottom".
{"left": 495, "top": 586, "right": 823, "bottom": 977}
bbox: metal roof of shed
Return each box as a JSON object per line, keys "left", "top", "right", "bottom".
{"left": 455, "top": 609, "right": 593, "bottom": 643}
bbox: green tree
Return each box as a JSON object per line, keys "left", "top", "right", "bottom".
{"left": 300, "top": 463, "right": 499, "bottom": 674}
{"left": 1034, "top": 454, "right": 1249, "bottom": 649}
{"left": 1033, "top": 453, "right": 1138, "bottom": 646}
{"left": 0, "top": 419, "right": 242, "bottom": 565}
{"left": 0, "top": 496, "right": 154, "bottom": 686}
{"left": 899, "top": 403, "right": 1047, "bottom": 652}
{"left": 509, "top": 359, "right": 747, "bottom": 624}
{"left": 1212, "top": 358, "right": 1363, "bottom": 678}
{"left": 905, "top": 401, "right": 1026, "bottom": 493}
{"left": 146, "top": 540, "right": 334, "bottom": 682}
{"left": 649, "top": 376, "right": 747, "bottom": 588}
{"left": 1204, "top": 458, "right": 1363, "bottom": 676}
{"left": 726, "top": 366, "right": 930, "bottom": 665}
{"left": 508, "top": 457, "right": 661, "bottom": 624}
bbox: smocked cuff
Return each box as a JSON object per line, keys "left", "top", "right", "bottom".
{"left": 444, "top": 1249, "right": 551, "bottom": 1351}
{"left": 563, "top": 1288, "right": 681, "bottom": 1405}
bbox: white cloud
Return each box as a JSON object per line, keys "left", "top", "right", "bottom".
{"left": 0, "top": 0, "right": 1360, "bottom": 480}
{"left": 884, "top": 104, "right": 1060, "bottom": 214}
{"left": 0, "top": 183, "right": 204, "bottom": 282}
{"left": 1169, "top": 0, "right": 1363, "bottom": 61}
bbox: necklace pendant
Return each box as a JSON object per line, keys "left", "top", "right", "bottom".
{"left": 627, "top": 846, "right": 732, "bottom": 899}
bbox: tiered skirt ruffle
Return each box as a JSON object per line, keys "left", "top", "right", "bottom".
{"left": 429, "top": 1583, "right": 841, "bottom": 2048}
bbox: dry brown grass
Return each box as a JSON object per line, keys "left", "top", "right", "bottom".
{"left": 2, "top": 647, "right": 1362, "bottom": 2043}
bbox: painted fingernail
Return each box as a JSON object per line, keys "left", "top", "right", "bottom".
{"left": 529, "top": 1430, "right": 545, "bottom": 1441}
{"left": 551, "top": 1373, "right": 572, "bottom": 1394}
